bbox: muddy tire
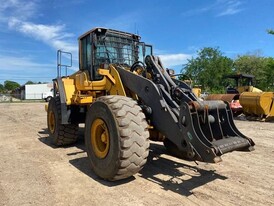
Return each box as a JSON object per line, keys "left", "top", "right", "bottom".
{"left": 85, "top": 95, "right": 150, "bottom": 181}
{"left": 47, "top": 97, "right": 78, "bottom": 146}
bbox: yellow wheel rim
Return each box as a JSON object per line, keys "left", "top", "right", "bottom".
{"left": 48, "top": 110, "right": 55, "bottom": 133}
{"left": 91, "top": 119, "right": 110, "bottom": 159}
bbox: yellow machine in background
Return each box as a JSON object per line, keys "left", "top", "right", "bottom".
{"left": 173, "top": 74, "right": 201, "bottom": 98}
{"left": 240, "top": 92, "right": 274, "bottom": 121}
{"left": 229, "top": 74, "right": 274, "bottom": 121}
{"left": 207, "top": 74, "right": 274, "bottom": 120}
{"left": 192, "top": 87, "right": 201, "bottom": 98}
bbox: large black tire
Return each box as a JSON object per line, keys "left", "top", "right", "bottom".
{"left": 47, "top": 97, "right": 78, "bottom": 146}
{"left": 85, "top": 95, "right": 150, "bottom": 181}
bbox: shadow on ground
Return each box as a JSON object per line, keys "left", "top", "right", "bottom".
{"left": 139, "top": 143, "right": 227, "bottom": 196}
{"left": 69, "top": 156, "right": 136, "bottom": 186}
{"left": 37, "top": 128, "right": 227, "bottom": 195}
{"left": 234, "top": 115, "right": 274, "bottom": 122}
{"left": 37, "top": 127, "right": 133, "bottom": 186}
{"left": 68, "top": 141, "right": 227, "bottom": 195}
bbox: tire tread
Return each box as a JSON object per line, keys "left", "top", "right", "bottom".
{"left": 97, "top": 96, "right": 149, "bottom": 181}
{"left": 48, "top": 97, "right": 78, "bottom": 146}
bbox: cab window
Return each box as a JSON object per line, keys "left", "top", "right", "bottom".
{"left": 80, "top": 34, "right": 91, "bottom": 70}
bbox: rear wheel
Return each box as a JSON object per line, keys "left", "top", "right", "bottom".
{"left": 47, "top": 97, "right": 78, "bottom": 146}
{"left": 85, "top": 95, "right": 150, "bottom": 181}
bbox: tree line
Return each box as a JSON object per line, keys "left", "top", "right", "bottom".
{"left": 180, "top": 47, "right": 274, "bottom": 93}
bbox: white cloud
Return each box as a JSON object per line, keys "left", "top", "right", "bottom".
{"left": 1, "top": 0, "right": 77, "bottom": 53}
{"left": 8, "top": 18, "right": 77, "bottom": 52}
{"left": 158, "top": 53, "right": 192, "bottom": 68}
{"left": 183, "top": 0, "right": 244, "bottom": 17}
{"left": 0, "top": 0, "right": 37, "bottom": 22}
{"left": 0, "top": 54, "right": 77, "bottom": 84}
{"left": 0, "top": 55, "right": 54, "bottom": 71}
{"left": 0, "top": 53, "right": 78, "bottom": 72}
{"left": 217, "top": 0, "right": 243, "bottom": 16}
{"left": 0, "top": 0, "right": 79, "bottom": 74}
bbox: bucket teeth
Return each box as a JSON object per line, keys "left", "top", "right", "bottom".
{"left": 180, "top": 100, "right": 255, "bottom": 162}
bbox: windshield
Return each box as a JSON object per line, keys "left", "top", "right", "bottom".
{"left": 95, "top": 34, "right": 139, "bottom": 67}
{"left": 92, "top": 31, "right": 152, "bottom": 80}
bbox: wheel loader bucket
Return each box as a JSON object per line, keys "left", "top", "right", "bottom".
{"left": 116, "top": 55, "right": 255, "bottom": 164}
{"left": 205, "top": 94, "right": 243, "bottom": 116}
{"left": 180, "top": 100, "right": 255, "bottom": 163}
{"left": 206, "top": 94, "right": 239, "bottom": 102}
{"left": 239, "top": 92, "right": 274, "bottom": 121}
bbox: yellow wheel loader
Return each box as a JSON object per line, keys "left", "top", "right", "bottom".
{"left": 229, "top": 74, "right": 274, "bottom": 121}
{"left": 47, "top": 28, "right": 255, "bottom": 181}
{"left": 207, "top": 74, "right": 274, "bottom": 121}
{"left": 233, "top": 75, "right": 274, "bottom": 121}
{"left": 205, "top": 74, "right": 255, "bottom": 117}
{"left": 206, "top": 74, "right": 274, "bottom": 120}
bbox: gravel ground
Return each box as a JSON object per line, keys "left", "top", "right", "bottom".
{"left": 0, "top": 102, "right": 273, "bottom": 206}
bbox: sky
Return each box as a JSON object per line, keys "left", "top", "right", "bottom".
{"left": 0, "top": 0, "right": 274, "bottom": 85}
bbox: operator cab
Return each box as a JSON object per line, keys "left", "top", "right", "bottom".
{"left": 226, "top": 74, "right": 255, "bottom": 94}
{"left": 78, "top": 28, "right": 153, "bottom": 81}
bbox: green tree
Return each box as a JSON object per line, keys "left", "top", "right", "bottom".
{"left": 266, "top": 29, "right": 274, "bottom": 90}
{"left": 233, "top": 54, "right": 272, "bottom": 90}
{"left": 0, "top": 84, "right": 4, "bottom": 93}
{"left": 233, "top": 53, "right": 265, "bottom": 75}
{"left": 4, "top": 80, "right": 20, "bottom": 91}
{"left": 267, "top": 29, "right": 274, "bottom": 35}
{"left": 263, "top": 57, "right": 274, "bottom": 91}
{"left": 25, "top": 80, "right": 35, "bottom": 85}
{"left": 181, "top": 47, "right": 233, "bottom": 93}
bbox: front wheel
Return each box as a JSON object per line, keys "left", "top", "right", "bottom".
{"left": 85, "top": 96, "right": 150, "bottom": 181}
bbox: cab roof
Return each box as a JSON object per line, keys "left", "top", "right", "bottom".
{"left": 225, "top": 73, "right": 255, "bottom": 79}
{"left": 78, "top": 27, "right": 140, "bottom": 41}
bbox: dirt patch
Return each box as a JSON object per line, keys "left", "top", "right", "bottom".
{"left": 0, "top": 103, "right": 273, "bottom": 206}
